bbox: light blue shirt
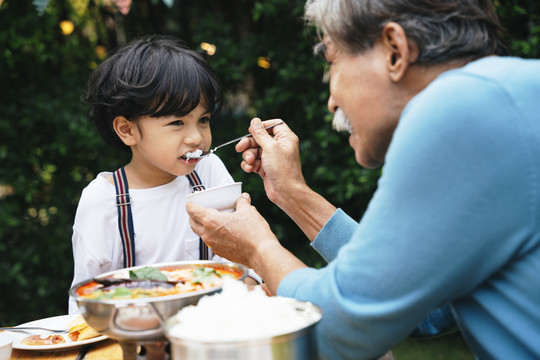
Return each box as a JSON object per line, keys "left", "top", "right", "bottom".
{"left": 278, "top": 57, "right": 540, "bottom": 359}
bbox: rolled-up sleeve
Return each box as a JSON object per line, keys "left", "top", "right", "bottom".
{"left": 311, "top": 208, "right": 358, "bottom": 262}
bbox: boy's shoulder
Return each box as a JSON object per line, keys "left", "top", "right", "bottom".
{"left": 74, "top": 172, "right": 117, "bottom": 222}
{"left": 79, "top": 172, "right": 115, "bottom": 200}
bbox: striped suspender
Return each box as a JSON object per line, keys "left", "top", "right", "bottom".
{"left": 185, "top": 171, "right": 206, "bottom": 192}
{"left": 185, "top": 171, "right": 210, "bottom": 260}
{"left": 113, "top": 167, "right": 136, "bottom": 268}
{"left": 113, "top": 168, "right": 210, "bottom": 268}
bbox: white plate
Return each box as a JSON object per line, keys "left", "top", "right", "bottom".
{"left": 11, "top": 314, "right": 107, "bottom": 351}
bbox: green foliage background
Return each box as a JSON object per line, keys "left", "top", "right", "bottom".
{"left": 0, "top": 0, "right": 538, "bottom": 342}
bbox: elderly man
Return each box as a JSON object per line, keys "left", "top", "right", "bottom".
{"left": 187, "top": 0, "right": 540, "bottom": 358}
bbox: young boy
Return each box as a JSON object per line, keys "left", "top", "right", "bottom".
{"left": 68, "top": 35, "right": 257, "bottom": 313}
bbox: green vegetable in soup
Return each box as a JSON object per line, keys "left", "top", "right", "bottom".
{"left": 129, "top": 266, "right": 168, "bottom": 281}
{"left": 110, "top": 287, "right": 134, "bottom": 299}
{"left": 192, "top": 267, "right": 219, "bottom": 284}
{"left": 93, "top": 287, "right": 134, "bottom": 300}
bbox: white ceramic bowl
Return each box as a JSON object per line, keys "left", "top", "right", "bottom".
{"left": 0, "top": 332, "right": 13, "bottom": 360}
{"left": 186, "top": 182, "right": 242, "bottom": 212}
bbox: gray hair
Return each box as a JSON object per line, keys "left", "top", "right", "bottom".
{"left": 305, "top": 0, "right": 508, "bottom": 65}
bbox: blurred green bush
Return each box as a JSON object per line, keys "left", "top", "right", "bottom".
{"left": 0, "top": 0, "right": 538, "bottom": 328}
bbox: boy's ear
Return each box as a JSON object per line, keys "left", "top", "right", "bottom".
{"left": 113, "top": 116, "right": 138, "bottom": 146}
{"left": 381, "top": 22, "right": 418, "bottom": 82}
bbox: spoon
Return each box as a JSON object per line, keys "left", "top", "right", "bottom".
{"left": 184, "top": 120, "right": 284, "bottom": 159}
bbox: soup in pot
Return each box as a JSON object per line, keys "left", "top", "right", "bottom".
{"left": 75, "top": 264, "right": 244, "bottom": 300}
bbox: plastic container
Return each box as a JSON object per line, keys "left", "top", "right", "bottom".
{"left": 186, "top": 182, "right": 242, "bottom": 212}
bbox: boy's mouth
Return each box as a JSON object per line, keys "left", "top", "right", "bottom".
{"left": 179, "top": 156, "right": 198, "bottom": 164}
{"left": 184, "top": 149, "right": 204, "bottom": 158}
{"left": 180, "top": 149, "right": 204, "bottom": 164}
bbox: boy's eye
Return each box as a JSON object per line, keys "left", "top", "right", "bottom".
{"left": 199, "top": 116, "right": 210, "bottom": 124}
{"left": 168, "top": 120, "right": 183, "bottom": 126}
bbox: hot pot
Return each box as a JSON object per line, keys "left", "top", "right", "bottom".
{"left": 69, "top": 260, "right": 247, "bottom": 360}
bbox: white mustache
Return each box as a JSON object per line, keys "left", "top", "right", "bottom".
{"left": 332, "top": 108, "right": 353, "bottom": 134}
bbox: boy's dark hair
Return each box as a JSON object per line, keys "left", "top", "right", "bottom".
{"left": 85, "top": 35, "right": 223, "bottom": 151}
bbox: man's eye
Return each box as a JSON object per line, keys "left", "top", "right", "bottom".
{"left": 314, "top": 42, "right": 327, "bottom": 62}
{"left": 199, "top": 116, "right": 210, "bottom": 124}
{"left": 169, "top": 120, "right": 183, "bottom": 126}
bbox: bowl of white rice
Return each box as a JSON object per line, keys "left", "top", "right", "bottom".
{"left": 164, "top": 279, "right": 322, "bottom": 360}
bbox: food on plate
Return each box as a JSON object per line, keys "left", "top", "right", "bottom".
{"left": 167, "top": 279, "right": 321, "bottom": 342}
{"left": 75, "top": 264, "right": 243, "bottom": 300}
{"left": 67, "top": 315, "right": 100, "bottom": 341}
{"left": 21, "top": 334, "right": 65, "bottom": 346}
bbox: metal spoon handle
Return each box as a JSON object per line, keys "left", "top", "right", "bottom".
{"left": 211, "top": 121, "right": 284, "bottom": 153}
{"left": 0, "top": 326, "right": 68, "bottom": 333}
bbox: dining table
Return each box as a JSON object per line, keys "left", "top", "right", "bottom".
{"left": 10, "top": 339, "right": 123, "bottom": 360}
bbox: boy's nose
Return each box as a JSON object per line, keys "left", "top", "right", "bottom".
{"left": 184, "top": 126, "right": 204, "bottom": 145}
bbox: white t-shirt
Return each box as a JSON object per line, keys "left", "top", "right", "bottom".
{"left": 69, "top": 154, "right": 242, "bottom": 313}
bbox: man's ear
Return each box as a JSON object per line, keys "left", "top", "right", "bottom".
{"left": 381, "top": 22, "right": 418, "bottom": 82}
{"left": 113, "top": 116, "right": 138, "bottom": 146}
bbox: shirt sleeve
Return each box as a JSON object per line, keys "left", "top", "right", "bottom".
{"left": 68, "top": 177, "right": 117, "bottom": 314}
{"left": 69, "top": 228, "right": 104, "bottom": 314}
{"left": 311, "top": 208, "right": 358, "bottom": 262}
